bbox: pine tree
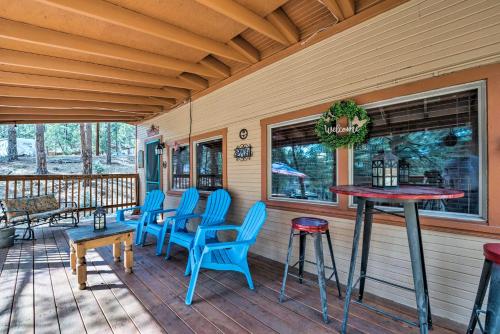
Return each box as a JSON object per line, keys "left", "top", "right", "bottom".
{"left": 35, "top": 124, "right": 48, "bottom": 174}
{"left": 7, "top": 125, "right": 18, "bottom": 161}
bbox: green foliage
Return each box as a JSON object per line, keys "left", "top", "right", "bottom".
{"left": 0, "top": 122, "right": 136, "bottom": 156}
{"left": 94, "top": 161, "right": 105, "bottom": 174}
{"left": 315, "top": 100, "right": 370, "bottom": 149}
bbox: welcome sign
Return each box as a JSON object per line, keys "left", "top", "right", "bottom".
{"left": 315, "top": 100, "right": 370, "bottom": 149}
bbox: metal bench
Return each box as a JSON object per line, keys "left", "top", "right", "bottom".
{"left": 0, "top": 194, "right": 79, "bottom": 240}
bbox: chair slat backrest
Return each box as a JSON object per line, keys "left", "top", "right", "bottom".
{"left": 142, "top": 190, "right": 165, "bottom": 213}
{"left": 173, "top": 188, "right": 199, "bottom": 230}
{"left": 236, "top": 201, "right": 267, "bottom": 243}
{"left": 200, "top": 189, "right": 231, "bottom": 238}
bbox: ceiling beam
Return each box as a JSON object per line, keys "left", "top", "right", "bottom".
{"left": 338, "top": 0, "right": 355, "bottom": 18}
{"left": 0, "top": 114, "right": 142, "bottom": 123}
{"left": 0, "top": 86, "right": 175, "bottom": 106}
{"left": 0, "top": 97, "right": 161, "bottom": 112}
{"left": 162, "top": 87, "right": 190, "bottom": 100}
{"left": 0, "top": 18, "right": 221, "bottom": 78}
{"left": 0, "top": 107, "right": 149, "bottom": 117}
{"left": 0, "top": 71, "right": 179, "bottom": 98}
{"left": 228, "top": 36, "right": 260, "bottom": 63}
{"left": 179, "top": 73, "right": 209, "bottom": 90}
{"left": 266, "top": 8, "right": 299, "bottom": 44}
{"left": 34, "top": 0, "right": 251, "bottom": 64}
{"left": 199, "top": 56, "right": 230, "bottom": 78}
{"left": 0, "top": 49, "right": 198, "bottom": 89}
{"left": 321, "top": 0, "right": 345, "bottom": 20}
{"left": 195, "top": 0, "right": 290, "bottom": 45}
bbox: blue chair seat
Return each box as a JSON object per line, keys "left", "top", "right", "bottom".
{"left": 116, "top": 189, "right": 165, "bottom": 245}
{"left": 185, "top": 201, "right": 267, "bottom": 305}
{"left": 143, "top": 222, "right": 164, "bottom": 233}
{"left": 140, "top": 188, "right": 200, "bottom": 256}
{"left": 166, "top": 189, "right": 231, "bottom": 273}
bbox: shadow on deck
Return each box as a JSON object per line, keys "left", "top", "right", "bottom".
{"left": 0, "top": 226, "right": 466, "bottom": 334}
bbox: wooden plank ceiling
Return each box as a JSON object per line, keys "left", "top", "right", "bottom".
{"left": 0, "top": 0, "right": 396, "bottom": 124}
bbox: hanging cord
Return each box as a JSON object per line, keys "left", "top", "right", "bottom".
{"left": 188, "top": 97, "right": 192, "bottom": 150}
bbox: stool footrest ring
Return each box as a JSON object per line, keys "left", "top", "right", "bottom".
{"left": 352, "top": 300, "right": 418, "bottom": 327}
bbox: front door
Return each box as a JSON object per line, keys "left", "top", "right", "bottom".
{"left": 145, "top": 140, "right": 161, "bottom": 193}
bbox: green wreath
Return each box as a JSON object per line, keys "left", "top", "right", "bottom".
{"left": 315, "top": 100, "right": 370, "bottom": 149}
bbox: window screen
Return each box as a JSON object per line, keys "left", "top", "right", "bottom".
{"left": 171, "top": 145, "right": 190, "bottom": 190}
{"left": 196, "top": 138, "right": 223, "bottom": 191}
{"left": 270, "top": 119, "right": 337, "bottom": 203}
{"left": 353, "top": 88, "right": 481, "bottom": 216}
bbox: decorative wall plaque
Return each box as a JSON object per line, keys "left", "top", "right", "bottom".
{"left": 239, "top": 128, "right": 248, "bottom": 140}
{"left": 234, "top": 144, "right": 252, "bottom": 161}
{"left": 147, "top": 124, "right": 160, "bottom": 137}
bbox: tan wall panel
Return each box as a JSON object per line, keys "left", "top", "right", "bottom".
{"left": 135, "top": 0, "right": 500, "bottom": 324}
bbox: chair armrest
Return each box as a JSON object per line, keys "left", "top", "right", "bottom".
{"left": 117, "top": 206, "right": 141, "bottom": 212}
{"left": 169, "top": 213, "right": 201, "bottom": 231}
{"left": 4, "top": 210, "right": 31, "bottom": 221}
{"left": 60, "top": 201, "right": 77, "bottom": 208}
{"left": 198, "top": 225, "right": 241, "bottom": 232}
{"left": 193, "top": 225, "right": 241, "bottom": 247}
{"left": 149, "top": 208, "right": 176, "bottom": 216}
{"left": 203, "top": 240, "right": 254, "bottom": 253}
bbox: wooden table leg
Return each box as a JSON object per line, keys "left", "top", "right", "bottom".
{"left": 124, "top": 233, "right": 133, "bottom": 274}
{"left": 76, "top": 244, "right": 87, "bottom": 290}
{"left": 113, "top": 241, "right": 121, "bottom": 262}
{"left": 70, "top": 242, "right": 76, "bottom": 274}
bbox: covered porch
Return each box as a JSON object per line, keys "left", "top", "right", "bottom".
{"left": 1, "top": 0, "right": 500, "bottom": 333}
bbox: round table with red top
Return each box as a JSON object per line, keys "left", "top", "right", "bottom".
{"left": 330, "top": 185, "right": 464, "bottom": 334}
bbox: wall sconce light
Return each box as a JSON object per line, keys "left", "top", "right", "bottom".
{"left": 155, "top": 142, "right": 165, "bottom": 156}
{"left": 162, "top": 161, "right": 168, "bottom": 169}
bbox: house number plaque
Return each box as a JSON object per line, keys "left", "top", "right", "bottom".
{"left": 234, "top": 144, "right": 252, "bottom": 161}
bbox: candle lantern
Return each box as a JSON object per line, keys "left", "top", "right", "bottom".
{"left": 93, "top": 206, "right": 107, "bottom": 231}
{"left": 155, "top": 142, "right": 165, "bottom": 156}
{"left": 398, "top": 159, "right": 410, "bottom": 184}
{"left": 371, "top": 150, "right": 399, "bottom": 188}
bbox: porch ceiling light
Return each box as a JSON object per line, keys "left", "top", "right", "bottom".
{"left": 155, "top": 142, "right": 165, "bottom": 156}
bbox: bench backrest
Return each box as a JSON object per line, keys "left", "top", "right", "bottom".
{"left": 2, "top": 195, "right": 59, "bottom": 220}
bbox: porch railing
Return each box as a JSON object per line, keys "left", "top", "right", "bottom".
{"left": 172, "top": 174, "right": 190, "bottom": 190}
{"left": 0, "top": 173, "right": 139, "bottom": 216}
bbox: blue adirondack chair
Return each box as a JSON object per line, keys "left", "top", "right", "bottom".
{"left": 116, "top": 189, "right": 165, "bottom": 245}
{"left": 165, "top": 189, "right": 231, "bottom": 265}
{"left": 184, "top": 201, "right": 267, "bottom": 305}
{"left": 139, "top": 187, "right": 200, "bottom": 256}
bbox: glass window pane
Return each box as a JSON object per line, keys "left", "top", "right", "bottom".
{"left": 171, "top": 145, "right": 190, "bottom": 190}
{"left": 270, "top": 119, "right": 336, "bottom": 203}
{"left": 196, "top": 138, "right": 223, "bottom": 191}
{"left": 353, "top": 88, "right": 480, "bottom": 216}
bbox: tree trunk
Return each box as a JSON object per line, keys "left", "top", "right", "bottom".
{"left": 80, "top": 123, "right": 92, "bottom": 175}
{"left": 7, "top": 125, "right": 18, "bottom": 162}
{"left": 106, "top": 123, "right": 112, "bottom": 164}
{"left": 35, "top": 124, "right": 48, "bottom": 175}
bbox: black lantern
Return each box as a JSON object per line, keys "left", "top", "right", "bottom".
{"left": 155, "top": 142, "right": 165, "bottom": 156}
{"left": 371, "top": 150, "right": 399, "bottom": 188}
{"left": 398, "top": 159, "right": 410, "bottom": 184}
{"left": 93, "top": 206, "right": 107, "bottom": 231}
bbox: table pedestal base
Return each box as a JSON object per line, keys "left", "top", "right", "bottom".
{"left": 341, "top": 198, "right": 432, "bottom": 334}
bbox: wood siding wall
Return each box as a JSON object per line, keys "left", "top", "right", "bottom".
{"left": 137, "top": 0, "right": 500, "bottom": 324}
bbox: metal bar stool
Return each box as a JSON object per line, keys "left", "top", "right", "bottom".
{"left": 279, "top": 217, "right": 342, "bottom": 323}
{"left": 467, "top": 243, "right": 500, "bottom": 333}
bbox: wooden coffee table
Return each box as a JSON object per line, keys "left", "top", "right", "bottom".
{"left": 66, "top": 223, "right": 135, "bottom": 290}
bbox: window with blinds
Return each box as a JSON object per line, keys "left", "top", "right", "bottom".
{"left": 170, "top": 145, "right": 190, "bottom": 190}
{"left": 353, "top": 83, "right": 485, "bottom": 218}
{"left": 195, "top": 138, "right": 223, "bottom": 191}
{"left": 270, "top": 118, "right": 337, "bottom": 203}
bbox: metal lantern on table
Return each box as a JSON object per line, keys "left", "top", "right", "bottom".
{"left": 398, "top": 159, "right": 410, "bottom": 184}
{"left": 93, "top": 206, "right": 107, "bottom": 231}
{"left": 371, "top": 150, "right": 399, "bottom": 188}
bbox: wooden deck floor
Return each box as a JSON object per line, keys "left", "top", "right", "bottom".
{"left": 0, "top": 226, "right": 466, "bottom": 334}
